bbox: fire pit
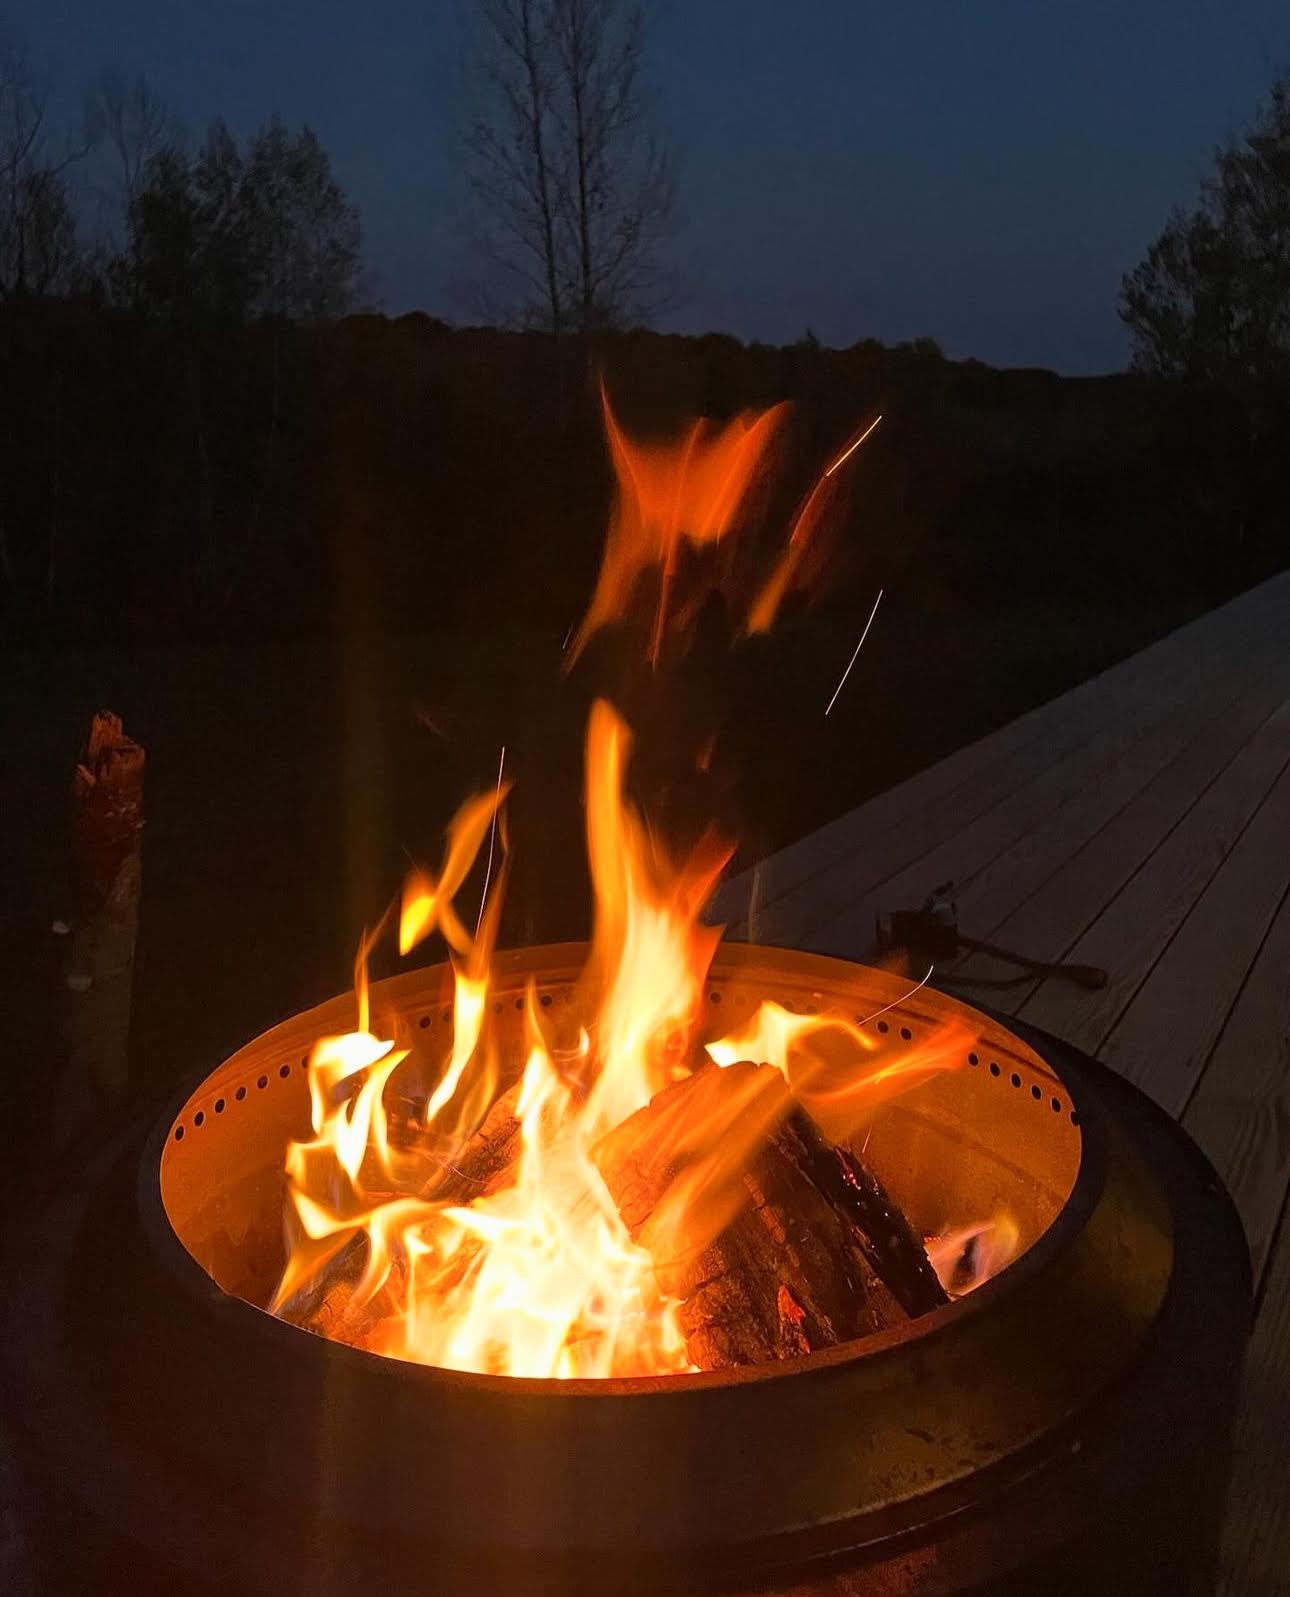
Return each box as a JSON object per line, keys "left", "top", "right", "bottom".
{"left": 2, "top": 942, "right": 1249, "bottom": 1596}
{"left": 1, "top": 398, "right": 1251, "bottom": 1594}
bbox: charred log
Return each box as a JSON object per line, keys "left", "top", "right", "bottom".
{"left": 437, "top": 1078, "right": 524, "bottom": 1197}
{"left": 282, "top": 1061, "right": 944, "bottom": 1373}
{"left": 788, "top": 1108, "right": 949, "bottom": 1318}
{"left": 595, "top": 1062, "right": 905, "bottom": 1370}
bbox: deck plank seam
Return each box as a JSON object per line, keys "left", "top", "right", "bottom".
{"left": 720, "top": 582, "right": 1290, "bottom": 931}
{"left": 1001, "top": 688, "right": 1290, "bottom": 1026}
{"left": 1174, "top": 876, "right": 1290, "bottom": 1134}
{"left": 943, "top": 634, "right": 1290, "bottom": 993}
{"left": 940, "top": 637, "right": 1290, "bottom": 950}
{"left": 1250, "top": 1153, "right": 1290, "bottom": 1319}
{"left": 945, "top": 632, "right": 1290, "bottom": 958}
{"left": 797, "top": 617, "right": 1290, "bottom": 952}
{"left": 1045, "top": 727, "right": 1290, "bottom": 1058}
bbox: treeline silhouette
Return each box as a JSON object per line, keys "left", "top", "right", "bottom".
{"left": 1, "top": 302, "right": 1283, "bottom": 650}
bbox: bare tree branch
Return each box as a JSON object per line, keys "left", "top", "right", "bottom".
{"left": 84, "top": 67, "right": 178, "bottom": 247}
{"left": 0, "top": 32, "right": 91, "bottom": 298}
{"left": 459, "top": 0, "right": 676, "bottom": 331}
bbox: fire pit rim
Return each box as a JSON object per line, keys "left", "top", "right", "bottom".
{"left": 141, "top": 941, "right": 1115, "bottom": 1399}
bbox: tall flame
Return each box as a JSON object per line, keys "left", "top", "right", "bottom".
{"left": 270, "top": 396, "right": 967, "bottom": 1381}
{"left": 271, "top": 698, "right": 970, "bottom": 1379}
{"left": 568, "top": 389, "right": 882, "bottom": 662}
{"left": 568, "top": 386, "right": 787, "bottom": 664}
{"left": 274, "top": 701, "right": 728, "bottom": 1377}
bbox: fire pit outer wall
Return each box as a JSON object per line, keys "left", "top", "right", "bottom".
{"left": 2, "top": 945, "right": 1251, "bottom": 1596}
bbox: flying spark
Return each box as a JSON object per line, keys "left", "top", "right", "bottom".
{"left": 476, "top": 745, "right": 507, "bottom": 934}
{"left": 824, "top": 588, "right": 884, "bottom": 716}
{"left": 858, "top": 964, "right": 936, "bottom": 1029}
{"left": 825, "top": 413, "right": 883, "bottom": 477}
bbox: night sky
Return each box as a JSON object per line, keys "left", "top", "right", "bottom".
{"left": 12, "top": 0, "right": 1289, "bottom": 372}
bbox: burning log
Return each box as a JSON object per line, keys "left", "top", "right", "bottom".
{"left": 285, "top": 1061, "right": 946, "bottom": 1372}
{"left": 431, "top": 1078, "right": 524, "bottom": 1199}
{"left": 595, "top": 1061, "right": 930, "bottom": 1370}
{"left": 787, "top": 1109, "right": 949, "bottom": 1319}
{"left": 281, "top": 1081, "right": 528, "bottom": 1340}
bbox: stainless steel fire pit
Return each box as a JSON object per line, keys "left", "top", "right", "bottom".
{"left": 1, "top": 945, "right": 1251, "bottom": 1596}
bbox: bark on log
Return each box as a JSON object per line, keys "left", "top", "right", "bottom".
{"left": 56, "top": 711, "right": 145, "bottom": 1146}
{"left": 595, "top": 1062, "right": 896, "bottom": 1370}
{"left": 788, "top": 1109, "right": 949, "bottom": 1318}
{"left": 434, "top": 1078, "right": 524, "bottom": 1198}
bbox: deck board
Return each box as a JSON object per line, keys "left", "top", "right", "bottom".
{"left": 950, "top": 623, "right": 1290, "bottom": 954}
{"left": 1219, "top": 1196, "right": 1290, "bottom": 1596}
{"left": 934, "top": 627, "right": 1290, "bottom": 1012}
{"left": 719, "top": 573, "right": 1290, "bottom": 1597}
{"left": 1014, "top": 690, "right": 1290, "bottom": 1050}
{"left": 1101, "top": 766, "right": 1290, "bottom": 1132}
{"left": 803, "top": 620, "right": 1290, "bottom": 959}
{"left": 712, "top": 577, "right": 1290, "bottom": 935}
{"left": 723, "top": 579, "right": 1290, "bottom": 952}
{"left": 1181, "top": 881, "right": 1290, "bottom": 1284}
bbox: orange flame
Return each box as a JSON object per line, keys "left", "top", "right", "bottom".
{"left": 273, "top": 694, "right": 972, "bottom": 1378}
{"left": 569, "top": 390, "right": 882, "bottom": 661}
{"left": 568, "top": 386, "right": 788, "bottom": 664}
{"left": 747, "top": 413, "right": 882, "bottom": 635}
{"left": 399, "top": 785, "right": 511, "bottom": 957}
{"left": 270, "top": 397, "right": 968, "bottom": 1381}
{"left": 273, "top": 701, "right": 723, "bottom": 1376}
{"left": 925, "top": 1215, "right": 1021, "bottom": 1298}
{"left": 705, "top": 996, "right": 970, "bottom": 1145}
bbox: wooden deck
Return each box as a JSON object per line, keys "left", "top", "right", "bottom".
{"left": 713, "top": 572, "right": 1290, "bottom": 1597}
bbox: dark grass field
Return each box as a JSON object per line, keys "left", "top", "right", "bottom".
{"left": 0, "top": 590, "right": 1194, "bottom": 1198}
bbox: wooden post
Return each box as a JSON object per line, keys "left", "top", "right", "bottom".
{"left": 55, "top": 712, "right": 145, "bottom": 1146}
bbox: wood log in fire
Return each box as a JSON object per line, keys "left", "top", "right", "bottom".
{"left": 283, "top": 1082, "right": 527, "bottom": 1340}
{"left": 785, "top": 1106, "right": 949, "bottom": 1320}
{"left": 593, "top": 1061, "right": 940, "bottom": 1370}
{"left": 432, "top": 1077, "right": 525, "bottom": 1199}
{"left": 284, "top": 1060, "right": 947, "bottom": 1372}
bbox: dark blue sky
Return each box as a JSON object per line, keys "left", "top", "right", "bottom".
{"left": 13, "top": 0, "right": 1288, "bottom": 371}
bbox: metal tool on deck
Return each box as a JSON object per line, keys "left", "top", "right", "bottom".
{"left": 874, "top": 882, "right": 1108, "bottom": 990}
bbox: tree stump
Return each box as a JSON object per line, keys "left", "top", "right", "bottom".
{"left": 55, "top": 712, "right": 145, "bottom": 1145}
